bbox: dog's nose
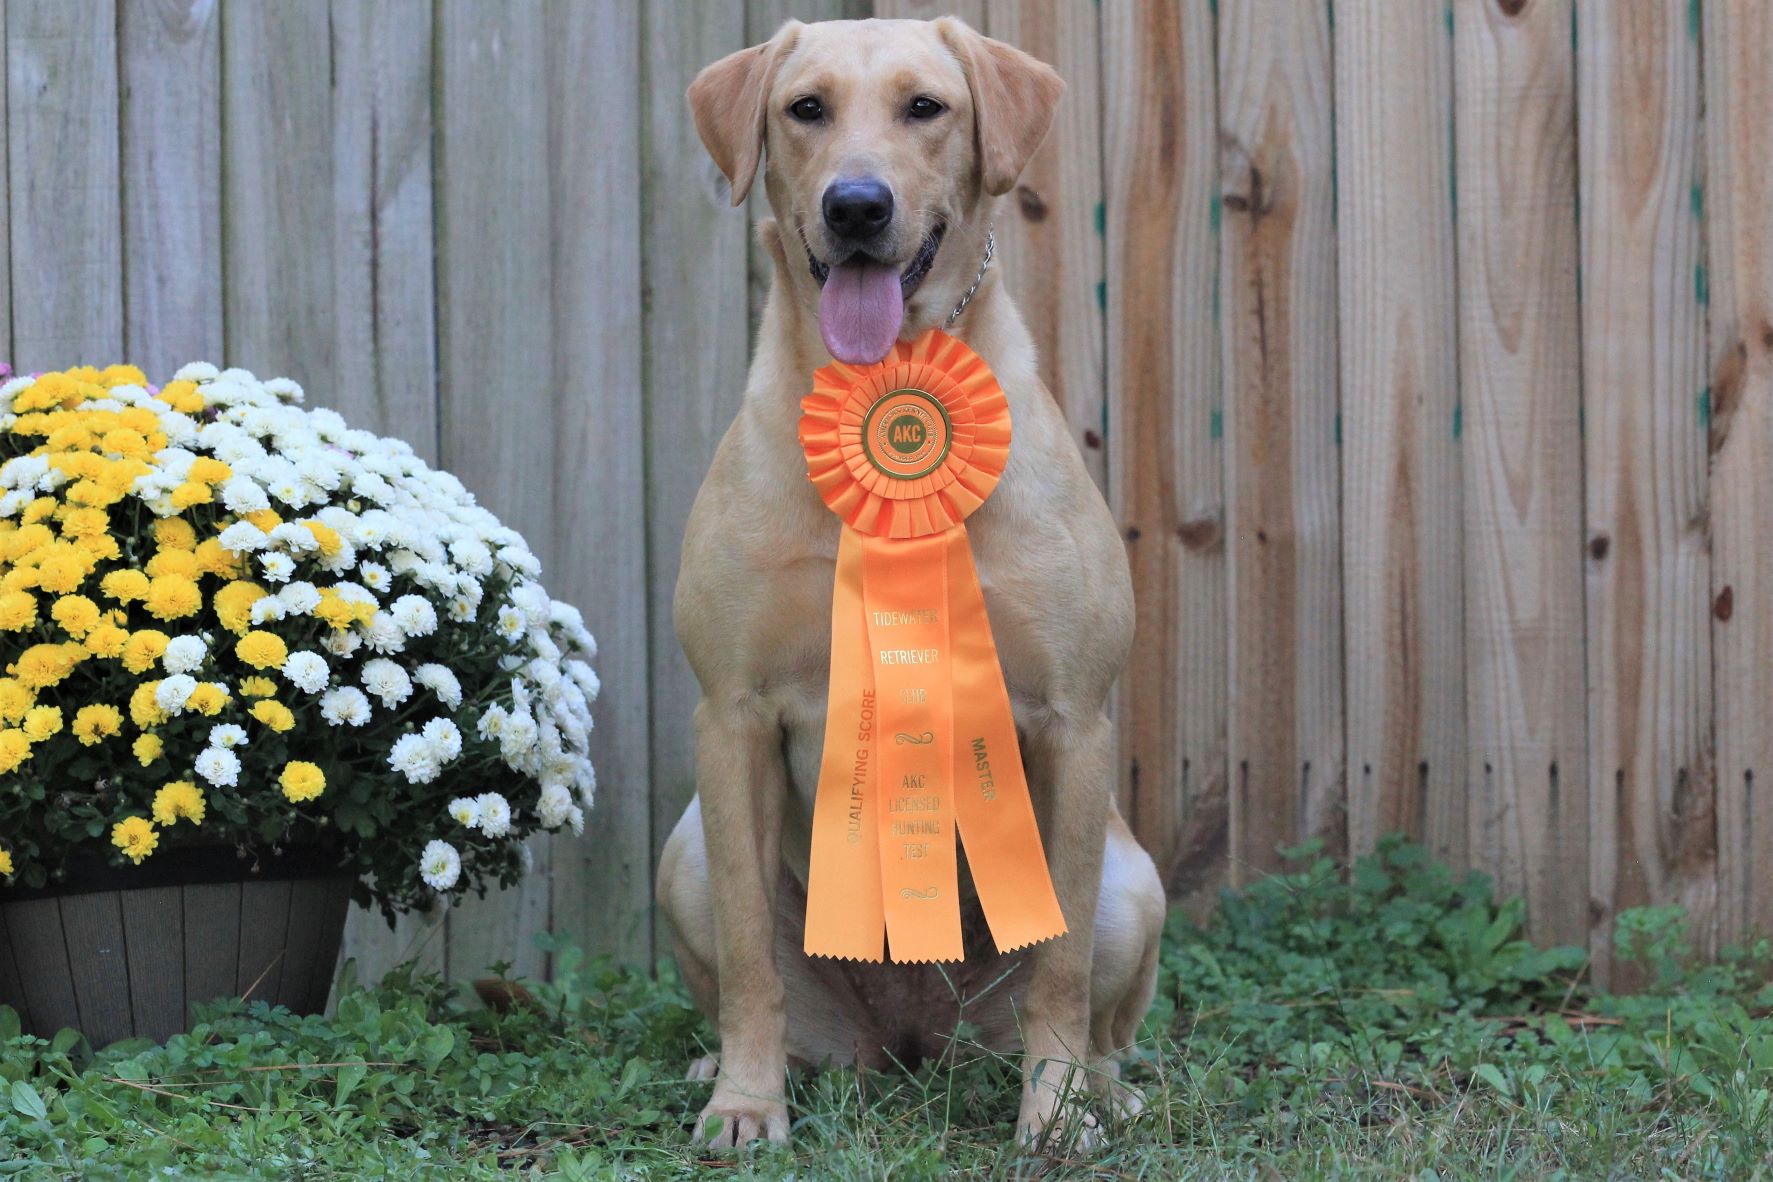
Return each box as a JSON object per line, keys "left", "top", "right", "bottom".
{"left": 822, "top": 178, "right": 894, "bottom": 241}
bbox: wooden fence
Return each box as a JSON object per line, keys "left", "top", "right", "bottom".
{"left": 5, "top": 0, "right": 1770, "bottom": 984}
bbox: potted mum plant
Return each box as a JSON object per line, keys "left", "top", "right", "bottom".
{"left": 0, "top": 363, "right": 598, "bottom": 1046}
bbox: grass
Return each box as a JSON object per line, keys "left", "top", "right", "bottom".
{"left": 3, "top": 838, "right": 1771, "bottom": 1180}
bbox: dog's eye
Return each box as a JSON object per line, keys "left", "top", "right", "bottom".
{"left": 907, "top": 96, "right": 945, "bottom": 120}
{"left": 788, "top": 96, "right": 824, "bottom": 122}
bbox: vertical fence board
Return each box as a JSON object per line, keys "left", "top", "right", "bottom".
{"left": 1704, "top": 0, "right": 1773, "bottom": 944}
{"left": 874, "top": 0, "right": 986, "bottom": 27}
{"left": 435, "top": 0, "right": 556, "bottom": 984}
{"left": 221, "top": 0, "right": 332, "bottom": 383}
{"left": 8, "top": 0, "right": 121, "bottom": 369}
{"left": 1336, "top": 0, "right": 1465, "bottom": 865}
{"left": 0, "top": 0, "right": 9, "bottom": 368}
{"left": 1219, "top": 0, "right": 1344, "bottom": 881}
{"left": 1578, "top": 0, "right": 1713, "bottom": 978}
{"left": 120, "top": 0, "right": 222, "bottom": 380}
{"left": 546, "top": 0, "right": 653, "bottom": 966}
{"left": 643, "top": 0, "right": 750, "bottom": 940}
{"left": 328, "top": 0, "right": 438, "bottom": 456}
{"left": 1102, "top": 0, "right": 1226, "bottom": 904}
{"left": 985, "top": 0, "right": 1108, "bottom": 491}
{"left": 1456, "top": 0, "right": 1590, "bottom": 948}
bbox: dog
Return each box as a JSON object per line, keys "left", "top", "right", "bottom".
{"left": 656, "top": 16, "right": 1165, "bottom": 1149}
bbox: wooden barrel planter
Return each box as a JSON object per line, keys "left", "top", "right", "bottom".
{"left": 0, "top": 845, "right": 354, "bottom": 1047}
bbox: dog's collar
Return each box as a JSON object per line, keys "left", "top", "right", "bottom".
{"left": 943, "top": 226, "right": 995, "bottom": 330}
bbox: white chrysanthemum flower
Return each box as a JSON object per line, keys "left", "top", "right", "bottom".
{"left": 358, "top": 561, "right": 392, "bottom": 592}
{"left": 263, "top": 376, "right": 305, "bottom": 404}
{"left": 195, "top": 746, "right": 241, "bottom": 788}
{"left": 281, "top": 650, "right": 330, "bottom": 693}
{"left": 413, "top": 663, "right": 463, "bottom": 708}
{"left": 259, "top": 552, "right": 296, "bottom": 583}
{"left": 447, "top": 797, "right": 481, "bottom": 828}
{"left": 566, "top": 805, "right": 585, "bottom": 836}
{"left": 496, "top": 606, "right": 524, "bottom": 641}
{"left": 499, "top": 710, "right": 539, "bottom": 761}
{"left": 220, "top": 476, "right": 270, "bottom": 514}
{"left": 218, "top": 521, "right": 269, "bottom": 553}
{"left": 278, "top": 581, "right": 322, "bottom": 614}
{"left": 162, "top": 635, "right": 207, "bottom": 675}
{"left": 320, "top": 686, "right": 372, "bottom": 726}
{"left": 389, "top": 732, "right": 441, "bottom": 784}
{"left": 208, "top": 723, "right": 248, "bottom": 749}
{"left": 322, "top": 628, "right": 362, "bottom": 658}
{"left": 421, "top": 717, "right": 463, "bottom": 761}
{"left": 420, "top": 840, "right": 461, "bottom": 891}
{"left": 474, "top": 792, "right": 513, "bottom": 838}
{"left": 389, "top": 595, "right": 437, "bottom": 637}
{"left": 361, "top": 658, "right": 412, "bottom": 707}
{"left": 155, "top": 675, "right": 198, "bottom": 714}
{"left": 361, "top": 614, "right": 406, "bottom": 654}
{"left": 173, "top": 361, "right": 220, "bottom": 382}
{"left": 447, "top": 596, "right": 476, "bottom": 622}
{"left": 269, "top": 523, "right": 319, "bottom": 553}
{"left": 537, "top": 783, "right": 574, "bottom": 830}
{"left": 250, "top": 596, "right": 289, "bottom": 624}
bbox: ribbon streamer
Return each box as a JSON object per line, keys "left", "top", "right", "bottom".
{"left": 799, "top": 331, "right": 1066, "bottom": 963}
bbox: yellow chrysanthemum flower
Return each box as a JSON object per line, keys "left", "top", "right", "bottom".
{"left": 188, "top": 457, "right": 231, "bottom": 485}
{"left": 301, "top": 520, "right": 343, "bottom": 557}
{"left": 213, "top": 581, "right": 268, "bottom": 634}
{"left": 0, "top": 849, "right": 13, "bottom": 878}
{"left": 129, "top": 681, "right": 168, "bottom": 728}
{"left": 313, "top": 590, "right": 358, "bottom": 630}
{"left": 244, "top": 508, "right": 282, "bottom": 532}
{"left": 249, "top": 699, "right": 296, "bottom": 733}
{"left": 0, "top": 591, "right": 38, "bottom": 631}
{"left": 111, "top": 816, "right": 159, "bottom": 864}
{"left": 100, "top": 569, "right": 152, "bottom": 603}
{"left": 121, "top": 629, "right": 171, "bottom": 674}
{"left": 1, "top": 523, "right": 53, "bottom": 561}
{"left": 194, "top": 539, "right": 243, "bottom": 579}
{"left": 133, "top": 732, "right": 163, "bottom": 765}
{"left": 84, "top": 622, "right": 130, "bottom": 658}
{"left": 50, "top": 594, "right": 101, "bottom": 637}
{"left": 186, "top": 683, "right": 229, "bottom": 716}
{"left": 100, "top": 427, "right": 150, "bottom": 459}
{"left": 279, "top": 761, "right": 326, "bottom": 803}
{"left": 11, "top": 643, "right": 81, "bottom": 690}
{"left": 152, "top": 781, "right": 206, "bottom": 827}
{"left": 235, "top": 630, "right": 288, "bottom": 671}
{"left": 0, "top": 730, "right": 32, "bottom": 773}
{"left": 100, "top": 364, "right": 147, "bottom": 387}
{"left": 238, "top": 675, "right": 277, "bottom": 698}
{"left": 35, "top": 545, "right": 93, "bottom": 594}
{"left": 58, "top": 507, "right": 110, "bottom": 540}
{"left": 144, "top": 575, "right": 202, "bottom": 621}
{"left": 170, "top": 481, "right": 212, "bottom": 509}
{"left": 0, "top": 679, "right": 32, "bottom": 723}
{"left": 153, "top": 518, "right": 197, "bottom": 551}
{"left": 72, "top": 703, "right": 123, "bottom": 746}
{"left": 157, "top": 379, "right": 204, "bottom": 414}
{"left": 21, "top": 705, "right": 63, "bottom": 742}
{"left": 21, "top": 497, "right": 57, "bottom": 524}
{"left": 145, "top": 548, "right": 201, "bottom": 580}
{"left": 69, "top": 531, "right": 121, "bottom": 562}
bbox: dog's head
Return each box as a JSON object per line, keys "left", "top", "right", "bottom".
{"left": 688, "top": 17, "right": 1062, "bottom": 365}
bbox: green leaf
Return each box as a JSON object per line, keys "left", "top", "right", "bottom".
{"left": 9, "top": 1080, "right": 46, "bottom": 1121}
{"left": 1471, "top": 1063, "right": 1511, "bottom": 1100}
{"left": 335, "top": 1060, "right": 366, "bottom": 1106}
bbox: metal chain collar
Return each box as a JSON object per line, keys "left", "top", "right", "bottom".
{"left": 943, "top": 226, "right": 995, "bottom": 330}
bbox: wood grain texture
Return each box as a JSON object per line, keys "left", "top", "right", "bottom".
{"left": 1455, "top": 0, "right": 1590, "bottom": 948}
{"left": 7, "top": 0, "right": 121, "bottom": 369}
{"left": 1703, "top": 0, "right": 1773, "bottom": 944}
{"left": 985, "top": 0, "right": 1108, "bottom": 491}
{"left": 643, "top": 0, "right": 750, "bottom": 940}
{"left": 1101, "top": 0, "right": 1227, "bottom": 905}
{"left": 1336, "top": 0, "right": 1465, "bottom": 866}
{"left": 121, "top": 0, "right": 223, "bottom": 380}
{"left": 221, "top": 0, "right": 333, "bottom": 383}
{"left": 545, "top": 0, "right": 653, "bottom": 965}
{"left": 4, "top": 901, "right": 77, "bottom": 1036}
{"left": 328, "top": 0, "right": 439, "bottom": 460}
{"left": 235, "top": 880, "right": 292, "bottom": 1003}
{"left": 873, "top": 0, "right": 986, "bottom": 27}
{"left": 182, "top": 882, "right": 240, "bottom": 1018}
{"left": 435, "top": 0, "right": 556, "bottom": 984}
{"left": 1578, "top": 0, "right": 1713, "bottom": 979}
{"left": 1219, "top": 0, "right": 1344, "bottom": 881}
{"left": 119, "top": 886, "right": 185, "bottom": 1043}
{"left": 56, "top": 893, "right": 132, "bottom": 1046}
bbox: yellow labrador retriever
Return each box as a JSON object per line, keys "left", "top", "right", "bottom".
{"left": 656, "top": 16, "right": 1164, "bottom": 1149}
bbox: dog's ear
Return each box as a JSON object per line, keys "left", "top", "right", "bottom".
{"left": 688, "top": 21, "right": 801, "bottom": 207}
{"left": 935, "top": 18, "right": 1065, "bottom": 198}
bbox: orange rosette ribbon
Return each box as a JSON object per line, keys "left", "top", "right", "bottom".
{"left": 798, "top": 330, "right": 1066, "bottom": 963}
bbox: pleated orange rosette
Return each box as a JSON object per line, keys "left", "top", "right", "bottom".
{"left": 798, "top": 330, "right": 1066, "bottom": 963}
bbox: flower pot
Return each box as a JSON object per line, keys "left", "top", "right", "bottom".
{"left": 0, "top": 845, "right": 354, "bottom": 1047}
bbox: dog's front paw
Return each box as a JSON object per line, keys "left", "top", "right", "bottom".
{"left": 1017, "top": 1086, "right": 1102, "bottom": 1154}
{"left": 694, "top": 1088, "right": 789, "bottom": 1148}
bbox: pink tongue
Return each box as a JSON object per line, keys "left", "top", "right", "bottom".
{"left": 819, "top": 260, "right": 904, "bottom": 365}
